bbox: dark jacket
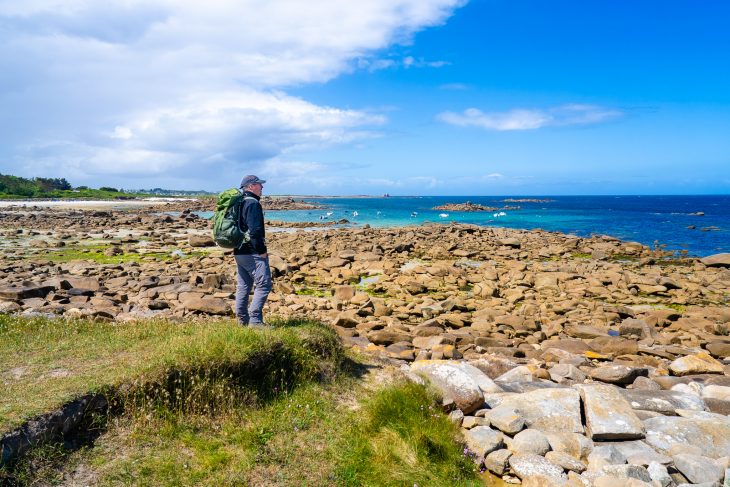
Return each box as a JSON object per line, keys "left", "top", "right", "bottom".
{"left": 234, "top": 191, "right": 267, "bottom": 255}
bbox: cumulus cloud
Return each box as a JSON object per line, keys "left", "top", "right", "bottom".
{"left": 437, "top": 104, "right": 622, "bottom": 131}
{"left": 0, "top": 0, "right": 465, "bottom": 186}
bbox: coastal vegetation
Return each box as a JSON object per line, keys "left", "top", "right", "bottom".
{"left": 0, "top": 173, "right": 212, "bottom": 199}
{"left": 0, "top": 174, "right": 133, "bottom": 199}
{"left": 0, "top": 315, "right": 481, "bottom": 486}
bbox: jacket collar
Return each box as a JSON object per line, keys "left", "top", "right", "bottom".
{"left": 242, "top": 190, "right": 260, "bottom": 201}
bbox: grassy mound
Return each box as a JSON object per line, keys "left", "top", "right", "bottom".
{"left": 1, "top": 315, "right": 484, "bottom": 486}
{"left": 0, "top": 315, "right": 341, "bottom": 433}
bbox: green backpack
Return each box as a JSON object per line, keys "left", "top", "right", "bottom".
{"left": 212, "top": 189, "right": 254, "bottom": 249}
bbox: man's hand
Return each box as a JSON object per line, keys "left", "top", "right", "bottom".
{"left": 258, "top": 253, "right": 268, "bottom": 258}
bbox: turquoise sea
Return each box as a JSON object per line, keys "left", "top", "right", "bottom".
{"left": 207, "top": 195, "right": 730, "bottom": 257}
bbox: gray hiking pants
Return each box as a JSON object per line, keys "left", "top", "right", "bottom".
{"left": 234, "top": 254, "right": 272, "bottom": 324}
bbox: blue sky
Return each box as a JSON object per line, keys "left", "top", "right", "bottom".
{"left": 1, "top": 0, "right": 729, "bottom": 195}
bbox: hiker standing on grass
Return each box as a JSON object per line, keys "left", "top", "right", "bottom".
{"left": 234, "top": 175, "right": 272, "bottom": 327}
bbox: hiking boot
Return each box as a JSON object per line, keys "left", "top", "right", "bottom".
{"left": 248, "top": 322, "right": 272, "bottom": 329}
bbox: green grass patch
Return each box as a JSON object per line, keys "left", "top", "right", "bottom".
{"left": 0, "top": 315, "right": 341, "bottom": 433}
{"left": 39, "top": 248, "right": 168, "bottom": 264}
{"left": 294, "top": 287, "right": 327, "bottom": 297}
{"left": 571, "top": 252, "right": 592, "bottom": 259}
{"left": 335, "top": 381, "right": 481, "bottom": 486}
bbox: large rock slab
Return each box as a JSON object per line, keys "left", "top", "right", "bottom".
{"left": 672, "top": 453, "right": 724, "bottom": 484}
{"left": 410, "top": 360, "right": 484, "bottom": 414}
{"left": 188, "top": 235, "right": 215, "bottom": 247}
{"left": 180, "top": 296, "right": 231, "bottom": 315}
{"left": 463, "top": 426, "right": 503, "bottom": 459}
{"left": 489, "top": 388, "right": 584, "bottom": 433}
{"left": 545, "top": 432, "right": 594, "bottom": 459}
{"left": 620, "top": 389, "right": 706, "bottom": 415}
{"left": 508, "top": 453, "right": 567, "bottom": 482}
{"left": 0, "top": 284, "right": 55, "bottom": 301}
{"left": 600, "top": 440, "right": 671, "bottom": 466}
{"left": 449, "top": 362, "right": 503, "bottom": 394}
{"left": 511, "top": 429, "right": 551, "bottom": 456}
{"left": 669, "top": 352, "right": 725, "bottom": 376}
{"left": 700, "top": 252, "right": 730, "bottom": 267}
{"left": 643, "top": 415, "right": 730, "bottom": 459}
{"left": 579, "top": 384, "right": 645, "bottom": 440}
{"left": 588, "top": 365, "right": 648, "bottom": 385}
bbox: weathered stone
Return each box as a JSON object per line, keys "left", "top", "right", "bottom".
{"left": 702, "top": 385, "right": 730, "bottom": 402}
{"left": 646, "top": 462, "right": 673, "bottom": 487}
{"left": 463, "top": 426, "right": 503, "bottom": 458}
{"left": 448, "top": 409, "right": 464, "bottom": 425}
{"left": 461, "top": 415, "right": 488, "bottom": 429}
{"left": 631, "top": 376, "right": 661, "bottom": 391}
{"left": 511, "top": 429, "right": 551, "bottom": 456}
{"left": 600, "top": 464, "right": 652, "bottom": 483}
{"left": 545, "top": 451, "right": 587, "bottom": 473}
{"left": 619, "top": 318, "right": 656, "bottom": 339}
{"left": 545, "top": 432, "right": 593, "bottom": 460}
{"left": 522, "top": 475, "right": 570, "bottom": 487}
{"left": 0, "top": 284, "right": 55, "bottom": 301}
{"left": 620, "top": 389, "right": 706, "bottom": 415}
{"left": 367, "top": 329, "right": 411, "bottom": 345}
{"left": 509, "top": 453, "right": 567, "bottom": 482}
{"left": 319, "top": 257, "right": 349, "bottom": 270}
{"left": 410, "top": 360, "right": 484, "bottom": 414}
{"left": 449, "top": 362, "right": 503, "bottom": 394}
{"left": 491, "top": 388, "right": 584, "bottom": 433}
{"left": 565, "top": 324, "right": 606, "bottom": 339}
{"left": 188, "top": 235, "right": 215, "bottom": 247}
{"left": 485, "top": 405, "right": 524, "bottom": 435}
{"left": 469, "top": 355, "right": 519, "bottom": 379}
{"left": 592, "top": 478, "right": 652, "bottom": 487}
{"left": 549, "top": 364, "right": 587, "bottom": 383}
{"left": 588, "top": 365, "right": 648, "bottom": 385}
{"left": 495, "top": 365, "right": 535, "bottom": 382}
{"left": 706, "top": 341, "right": 730, "bottom": 358}
{"left": 600, "top": 440, "right": 672, "bottom": 467}
{"left": 587, "top": 445, "right": 627, "bottom": 472}
{"left": 700, "top": 252, "right": 730, "bottom": 268}
{"left": 579, "top": 384, "right": 645, "bottom": 440}
{"left": 669, "top": 352, "right": 725, "bottom": 376}
{"left": 672, "top": 453, "right": 724, "bottom": 485}
{"left": 331, "top": 310, "right": 359, "bottom": 328}
{"left": 484, "top": 448, "right": 512, "bottom": 476}
{"left": 643, "top": 415, "right": 730, "bottom": 459}
{"left": 181, "top": 296, "right": 231, "bottom": 315}
{"left": 588, "top": 336, "right": 639, "bottom": 357}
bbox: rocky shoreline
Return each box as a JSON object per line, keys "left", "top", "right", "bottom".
{"left": 1, "top": 200, "right": 730, "bottom": 485}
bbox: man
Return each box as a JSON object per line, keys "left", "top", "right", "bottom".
{"left": 234, "top": 175, "right": 272, "bottom": 326}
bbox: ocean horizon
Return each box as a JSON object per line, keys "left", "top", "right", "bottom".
{"left": 243, "top": 195, "right": 729, "bottom": 258}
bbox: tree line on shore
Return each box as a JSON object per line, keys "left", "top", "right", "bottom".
{"left": 0, "top": 173, "right": 123, "bottom": 198}
{"left": 0, "top": 173, "right": 213, "bottom": 199}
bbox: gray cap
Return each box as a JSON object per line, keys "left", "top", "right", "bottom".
{"left": 240, "top": 174, "right": 266, "bottom": 188}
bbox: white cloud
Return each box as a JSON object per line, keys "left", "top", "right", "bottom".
{"left": 0, "top": 0, "right": 466, "bottom": 186}
{"left": 484, "top": 172, "right": 504, "bottom": 180}
{"left": 438, "top": 104, "right": 622, "bottom": 131}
